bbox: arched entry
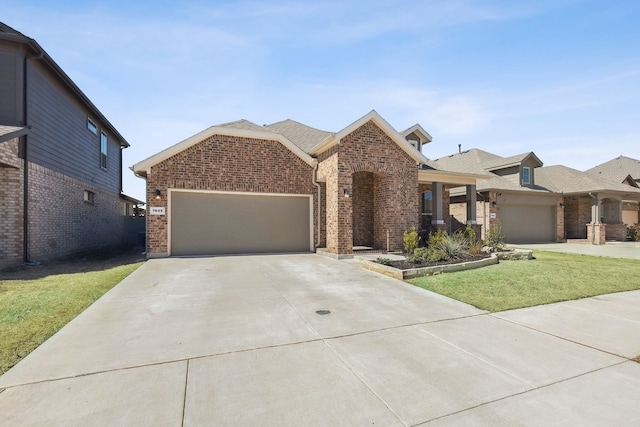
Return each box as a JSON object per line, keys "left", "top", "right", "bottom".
{"left": 352, "top": 170, "right": 388, "bottom": 249}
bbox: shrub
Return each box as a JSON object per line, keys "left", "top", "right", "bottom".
{"left": 468, "top": 241, "right": 484, "bottom": 255}
{"left": 426, "top": 247, "right": 446, "bottom": 262}
{"left": 408, "top": 247, "right": 429, "bottom": 264}
{"left": 433, "top": 230, "right": 470, "bottom": 260}
{"left": 628, "top": 225, "right": 640, "bottom": 242}
{"left": 374, "top": 257, "right": 394, "bottom": 266}
{"left": 427, "top": 229, "right": 447, "bottom": 248}
{"left": 484, "top": 221, "right": 506, "bottom": 251}
{"left": 403, "top": 226, "right": 420, "bottom": 254}
{"left": 465, "top": 225, "right": 477, "bottom": 243}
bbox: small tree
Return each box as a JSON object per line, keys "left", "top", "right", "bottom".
{"left": 403, "top": 226, "right": 420, "bottom": 254}
{"left": 484, "top": 221, "right": 506, "bottom": 252}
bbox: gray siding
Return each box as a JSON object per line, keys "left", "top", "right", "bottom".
{"left": 0, "top": 42, "right": 22, "bottom": 125}
{"left": 25, "top": 60, "right": 122, "bottom": 193}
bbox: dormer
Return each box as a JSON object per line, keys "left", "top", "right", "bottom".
{"left": 484, "top": 152, "right": 543, "bottom": 188}
{"left": 401, "top": 124, "right": 432, "bottom": 153}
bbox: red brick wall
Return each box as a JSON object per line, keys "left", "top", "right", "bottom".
{"left": 564, "top": 195, "right": 591, "bottom": 239}
{"left": 329, "top": 120, "right": 419, "bottom": 253}
{"left": 146, "top": 134, "right": 315, "bottom": 255}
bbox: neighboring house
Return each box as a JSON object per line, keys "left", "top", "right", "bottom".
{"left": 0, "top": 22, "right": 138, "bottom": 269}
{"left": 133, "top": 110, "right": 483, "bottom": 258}
{"left": 586, "top": 156, "right": 640, "bottom": 226}
{"left": 436, "top": 149, "right": 640, "bottom": 244}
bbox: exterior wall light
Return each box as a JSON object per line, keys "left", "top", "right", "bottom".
{"left": 343, "top": 188, "right": 350, "bottom": 198}
{"left": 155, "top": 189, "right": 161, "bottom": 200}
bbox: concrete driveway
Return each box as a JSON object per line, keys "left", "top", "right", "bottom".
{"left": 1, "top": 254, "right": 639, "bottom": 426}
{"left": 510, "top": 241, "right": 640, "bottom": 259}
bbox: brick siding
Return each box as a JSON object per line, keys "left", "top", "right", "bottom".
{"left": 146, "top": 134, "right": 316, "bottom": 255}
{"left": 564, "top": 195, "right": 592, "bottom": 239}
{"left": 1, "top": 150, "right": 125, "bottom": 269}
{"left": 28, "top": 163, "right": 125, "bottom": 261}
{"left": 326, "top": 120, "right": 418, "bottom": 254}
{"left": 0, "top": 139, "right": 24, "bottom": 269}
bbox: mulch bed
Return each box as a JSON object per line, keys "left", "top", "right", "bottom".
{"left": 385, "top": 253, "right": 492, "bottom": 270}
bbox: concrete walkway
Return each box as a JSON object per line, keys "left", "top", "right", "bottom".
{"left": 1, "top": 254, "right": 639, "bottom": 426}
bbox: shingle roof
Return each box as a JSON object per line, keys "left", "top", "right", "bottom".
{"left": 265, "top": 119, "right": 333, "bottom": 153}
{"left": 586, "top": 155, "right": 640, "bottom": 183}
{"left": 216, "top": 119, "right": 274, "bottom": 133}
{"left": 433, "top": 149, "right": 501, "bottom": 175}
{"left": 536, "top": 165, "right": 640, "bottom": 195}
{"left": 483, "top": 152, "right": 542, "bottom": 171}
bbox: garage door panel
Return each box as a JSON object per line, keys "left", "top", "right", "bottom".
{"left": 498, "top": 204, "right": 555, "bottom": 244}
{"left": 171, "top": 192, "right": 310, "bottom": 256}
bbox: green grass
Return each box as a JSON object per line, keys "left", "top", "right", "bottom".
{"left": 408, "top": 251, "right": 640, "bottom": 312}
{"left": 0, "top": 261, "right": 142, "bottom": 375}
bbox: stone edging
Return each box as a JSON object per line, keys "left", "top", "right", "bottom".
{"left": 361, "top": 249, "right": 533, "bottom": 280}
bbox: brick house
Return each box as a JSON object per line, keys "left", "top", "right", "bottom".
{"left": 133, "top": 110, "right": 482, "bottom": 258}
{"left": 587, "top": 156, "right": 640, "bottom": 226}
{"left": 0, "top": 22, "right": 139, "bottom": 269}
{"left": 436, "top": 149, "right": 640, "bottom": 244}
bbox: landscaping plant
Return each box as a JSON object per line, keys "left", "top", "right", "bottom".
{"left": 484, "top": 221, "right": 506, "bottom": 252}
{"left": 403, "top": 226, "right": 420, "bottom": 254}
{"left": 432, "top": 230, "right": 470, "bottom": 260}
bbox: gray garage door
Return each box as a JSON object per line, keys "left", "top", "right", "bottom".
{"left": 171, "top": 191, "right": 311, "bottom": 256}
{"left": 498, "top": 204, "right": 555, "bottom": 243}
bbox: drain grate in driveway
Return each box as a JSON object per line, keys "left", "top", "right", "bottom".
{"left": 315, "top": 310, "right": 331, "bottom": 315}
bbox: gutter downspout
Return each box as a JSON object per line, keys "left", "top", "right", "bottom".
{"left": 22, "top": 49, "right": 44, "bottom": 263}
{"left": 312, "top": 162, "right": 321, "bottom": 249}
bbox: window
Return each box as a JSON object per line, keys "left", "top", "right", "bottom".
{"left": 87, "top": 118, "right": 98, "bottom": 135}
{"left": 522, "top": 167, "right": 531, "bottom": 185}
{"left": 84, "top": 190, "right": 95, "bottom": 204}
{"left": 100, "top": 131, "right": 108, "bottom": 169}
{"left": 421, "top": 191, "right": 433, "bottom": 229}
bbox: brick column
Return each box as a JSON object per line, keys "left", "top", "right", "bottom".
{"left": 587, "top": 223, "right": 606, "bottom": 245}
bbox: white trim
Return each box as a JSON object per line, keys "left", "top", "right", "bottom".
{"left": 167, "top": 189, "right": 314, "bottom": 255}
{"left": 418, "top": 169, "right": 484, "bottom": 185}
{"left": 309, "top": 110, "right": 430, "bottom": 165}
{"left": 401, "top": 124, "right": 432, "bottom": 143}
{"left": 133, "top": 126, "right": 317, "bottom": 176}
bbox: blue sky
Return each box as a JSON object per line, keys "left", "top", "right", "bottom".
{"left": 4, "top": 0, "right": 640, "bottom": 201}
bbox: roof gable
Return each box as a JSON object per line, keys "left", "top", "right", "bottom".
{"left": 132, "top": 123, "right": 316, "bottom": 177}
{"left": 309, "top": 110, "right": 429, "bottom": 164}
{"left": 483, "top": 152, "right": 543, "bottom": 172}
{"left": 586, "top": 155, "right": 640, "bottom": 182}
{"left": 400, "top": 124, "right": 432, "bottom": 144}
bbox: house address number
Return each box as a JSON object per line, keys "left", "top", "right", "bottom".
{"left": 150, "top": 207, "right": 166, "bottom": 215}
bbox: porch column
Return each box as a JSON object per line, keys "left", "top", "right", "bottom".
{"left": 591, "top": 194, "right": 601, "bottom": 224}
{"left": 618, "top": 200, "right": 623, "bottom": 223}
{"left": 588, "top": 193, "right": 605, "bottom": 245}
{"left": 431, "top": 182, "right": 444, "bottom": 225}
{"left": 466, "top": 184, "right": 477, "bottom": 224}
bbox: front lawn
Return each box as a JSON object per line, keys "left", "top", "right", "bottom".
{"left": 408, "top": 251, "right": 640, "bottom": 312}
{"left": 0, "top": 250, "right": 143, "bottom": 375}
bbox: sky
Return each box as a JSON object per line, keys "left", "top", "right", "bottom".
{"left": 4, "top": 0, "right": 640, "bottom": 202}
